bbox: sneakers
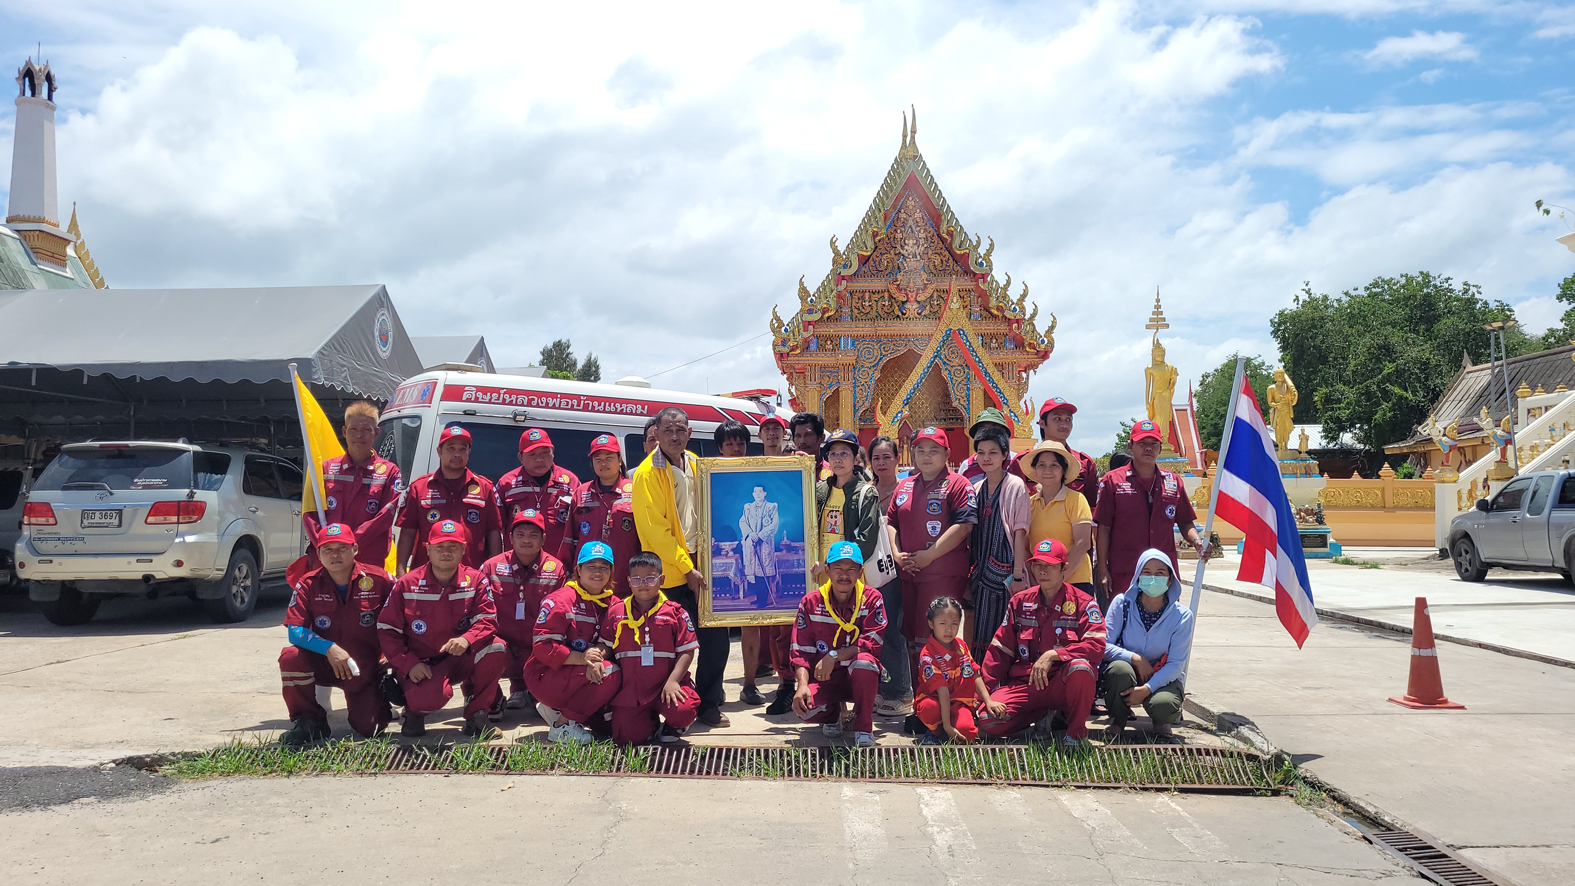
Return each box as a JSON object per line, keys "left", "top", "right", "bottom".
{"left": 1103, "top": 714, "right": 1128, "bottom": 745}
{"left": 1060, "top": 734, "right": 1089, "bottom": 751}
{"left": 401, "top": 712, "right": 427, "bottom": 737}
{"left": 740, "top": 685, "right": 767, "bottom": 706}
{"left": 547, "top": 720, "right": 594, "bottom": 745}
{"left": 658, "top": 722, "right": 685, "bottom": 743}
{"left": 765, "top": 681, "right": 796, "bottom": 715}
{"left": 875, "top": 697, "right": 914, "bottom": 718}
{"left": 822, "top": 722, "right": 843, "bottom": 738}
{"left": 915, "top": 731, "right": 944, "bottom": 746}
{"left": 854, "top": 731, "right": 875, "bottom": 748}
{"left": 505, "top": 690, "right": 532, "bottom": 710}
{"left": 280, "top": 717, "right": 330, "bottom": 749}
{"left": 487, "top": 693, "right": 505, "bottom": 723}
{"left": 697, "top": 706, "right": 730, "bottom": 728}
{"left": 1151, "top": 723, "right": 1183, "bottom": 744}
{"left": 754, "top": 663, "right": 775, "bottom": 679}
{"left": 535, "top": 702, "right": 561, "bottom": 728}
{"left": 463, "top": 711, "right": 490, "bottom": 737}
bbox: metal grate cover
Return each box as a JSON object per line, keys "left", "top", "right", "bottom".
{"left": 1363, "top": 827, "right": 1506, "bottom": 886}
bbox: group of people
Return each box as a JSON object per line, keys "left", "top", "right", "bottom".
{"left": 277, "top": 397, "right": 1208, "bottom": 749}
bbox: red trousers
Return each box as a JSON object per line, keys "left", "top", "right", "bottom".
{"left": 501, "top": 641, "right": 531, "bottom": 696}
{"left": 977, "top": 659, "right": 1097, "bottom": 740}
{"left": 608, "top": 684, "right": 702, "bottom": 745}
{"left": 765, "top": 625, "right": 794, "bottom": 681}
{"left": 915, "top": 696, "right": 979, "bottom": 743}
{"left": 796, "top": 652, "right": 880, "bottom": 734}
{"left": 400, "top": 640, "right": 508, "bottom": 718}
{"left": 279, "top": 645, "right": 389, "bottom": 737}
{"left": 903, "top": 572, "right": 966, "bottom": 684}
{"left": 525, "top": 659, "right": 622, "bottom": 726}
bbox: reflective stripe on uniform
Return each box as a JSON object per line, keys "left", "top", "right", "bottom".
{"left": 376, "top": 622, "right": 403, "bottom": 632}
{"left": 534, "top": 633, "right": 565, "bottom": 643}
{"left": 473, "top": 641, "right": 505, "bottom": 663}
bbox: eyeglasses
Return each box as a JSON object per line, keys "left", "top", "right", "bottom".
{"left": 628, "top": 575, "right": 663, "bottom": 587}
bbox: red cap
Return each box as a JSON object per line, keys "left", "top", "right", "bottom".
{"left": 1039, "top": 397, "right": 1077, "bottom": 418}
{"left": 1028, "top": 538, "right": 1069, "bottom": 566}
{"left": 519, "top": 428, "right": 553, "bottom": 453}
{"left": 588, "top": 434, "right": 621, "bottom": 457}
{"left": 437, "top": 425, "right": 472, "bottom": 449}
{"left": 912, "top": 426, "right": 950, "bottom": 449}
{"left": 1130, "top": 419, "right": 1162, "bottom": 444}
{"left": 427, "top": 519, "right": 470, "bottom": 546}
{"left": 317, "top": 523, "right": 356, "bottom": 545}
{"left": 510, "top": 508, "right": 547, "bottom": 532}
{"left": 759, "top": 414, "right": 789, "bottom": 431}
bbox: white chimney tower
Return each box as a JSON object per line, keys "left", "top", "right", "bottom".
{"left": 6, "top": 57, "right": 72, "bottom": 269}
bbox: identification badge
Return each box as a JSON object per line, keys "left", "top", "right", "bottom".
{"left": 640, "top": 645, "right": 654, "bottom": 667}
{"left": 516, "top": 600, "right": 526, "bottom": 621}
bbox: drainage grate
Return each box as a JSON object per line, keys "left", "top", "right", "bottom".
{"left": 1361, "top": 827, "right": 1505, "bottom": 886}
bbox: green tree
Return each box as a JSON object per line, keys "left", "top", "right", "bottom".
{"left": 1269, "top": 272, "right": 1528, "bottom": 452}
{"left": 1104, "top": 418, "right": 1139, "bottom": 460}
{"left": 540, "top": 339, "right": 578, "bottom": 377}
{"left": 1194, "top": 354, "right": 1275, "bottom": 450}
{"left": 1537, "top": 272, "right": 1575, "bottom": 349}
{"left": 575, "top": 354, "right": 602, "bottom": 383}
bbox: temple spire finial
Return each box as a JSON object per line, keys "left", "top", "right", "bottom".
{"left": 901, "top": 111, "right": 908, "bottom": 147}
{"left": 910, "top": 104, "right": 916, "bottom": 143}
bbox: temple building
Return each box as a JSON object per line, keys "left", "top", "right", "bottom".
{"left": 2, "top": 57, "right": 106, "bottom": 290}
{"left": 770, "top": 110, "right": 1053, "bottom": 459}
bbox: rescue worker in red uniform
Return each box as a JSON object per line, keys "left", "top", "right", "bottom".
{"left": 495, "top": 428, "right": 580, "bottom": 561}
{"left": 478, "top": 508, "right": 565, "bottom": 714}
{"left": 886, "top": 426, "right": 978, "bottom": 683}
{"left": 526, "top": 541, "right": 623, "bottom": 745}
{"left": 378, "top": 519, "right": 506, "bottom": 737}
{"left": 278, "top": 523, "right": 393, "bottom": 747}
{"left": 977, "top": 539, "right": 1105, "bottom": 744}
{"left": 1092, "top": 420, "right": 1208, "bottom": 598}
{"left": 601, "top": 551, "right": 702, "bottom": 744}
{"left": 564, "top": 433, "right": 636, "bottom": 597}
{"left": 395, "top": 425, "right": 502, "bottom": 572}
{"left": 913, "top": 596, "right": 1004, "bottom": 745}
{"left": 1039, "top": 398, "right": 1100, "bottom": 514}
{"left": 791, "top": 541, "right": 887, "bottom": 748}
{"left": 303, "top": 401, "right": 402, "bottom": 567}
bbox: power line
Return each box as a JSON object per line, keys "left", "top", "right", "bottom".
{"left": 646, "top": 332, "right": 771, "bottom": 379}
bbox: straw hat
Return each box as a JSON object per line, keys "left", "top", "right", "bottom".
{"left": 1015, "top": 439, "right": 1080, "bottom": 484}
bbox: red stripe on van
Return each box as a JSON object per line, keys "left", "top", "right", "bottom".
{"left": 720, "top": 407, "right": 762, "bottom": 426}
{"left": 441, "top": 383, "right": 732, "bottom": 424}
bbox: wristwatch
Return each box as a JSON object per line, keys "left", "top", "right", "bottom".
{"left": 827, "top": 649, "right": 840, "bottom": 661}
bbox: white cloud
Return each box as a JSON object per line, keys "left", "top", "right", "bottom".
{"left": 1363, "top": 30, "right": 1479, "bottom": 67}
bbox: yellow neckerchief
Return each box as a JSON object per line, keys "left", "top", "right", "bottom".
{"left": 818, "top": 578, "right": 865, "bottom": 649}
{"left": 567, "top": 579, "right": 614, "bottom": 608}
{"left": 613, "top": 592, "right": 669, "bottom": 650}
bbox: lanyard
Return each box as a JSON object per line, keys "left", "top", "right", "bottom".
{"left": 567, "top": 580, "right": 614, "bottom": 608}
{"left": 821, "top": 580, "right": 865, "bottom": 649}
{"left": 614, "top": 592, "right": 668, "bottom": 649}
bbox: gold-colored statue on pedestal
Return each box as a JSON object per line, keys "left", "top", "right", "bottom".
{"left": 1143, "top": 290, "right": 1179, "bottom": 456}
{"left": 1266, "top": 366, "right": 1298, "bottom": 456}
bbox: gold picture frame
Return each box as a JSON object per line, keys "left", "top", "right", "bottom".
{"left": 696, "top": 454, "right": 819, "bottom": 627}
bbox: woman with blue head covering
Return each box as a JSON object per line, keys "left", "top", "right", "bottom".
{"left": 1101, "top": 548, "right": 1194, "bottom": 743}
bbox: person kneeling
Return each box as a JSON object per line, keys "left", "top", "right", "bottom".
{"left": 791, "top": 541, "right": 887, "bottom": 748}
{"left": 602, "top": 552, "right": 702, "bottom": 744}
{"left": 914, "top": 596, "right": 1004, "bottom": 745}
{"left": 976, "top": 539, "right": 1105, "bottom": 746}
{"left": 378, "top": 520, "right": 507, "bottom": 738}
{"left": 279, "top": 523, "right": 394, "bottom": 747}
{"left": 526, "top": 541, "right": 623, "bottom": 745}
{"left": 1101, "top": 548, "right": 1193, "bottom": 743}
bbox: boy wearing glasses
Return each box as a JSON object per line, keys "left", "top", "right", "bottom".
{"left": 601, "top": 551, "right": 702, "bottom": 744}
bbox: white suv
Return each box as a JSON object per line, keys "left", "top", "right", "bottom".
{"left": 15, "top": 442, "right": 305, "bottom": 625}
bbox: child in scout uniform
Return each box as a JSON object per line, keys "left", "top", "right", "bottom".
{"left": 600, "top": 552, "right": 703, "bottom": 744}
{"left": 526, "top": 541, "right": 623, "bottom": 745}
{"left": 913, "top": 596, "right": 1005, "bottom": 745}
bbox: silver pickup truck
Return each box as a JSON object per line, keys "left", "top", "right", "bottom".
{"left": 1447, "top": 469, "right": 1575, "bottom": 583}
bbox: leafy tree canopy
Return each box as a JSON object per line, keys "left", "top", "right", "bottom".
{"left": 1194, "top": 354, "right": 1275, "bottom": 451}
{"left": 539, "top": 339, "right": 601, "bottom": 383}
{"left": 1537, "top": 272, "right": 1575, "bottom": 350}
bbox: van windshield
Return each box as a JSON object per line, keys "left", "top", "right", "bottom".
{"left": 35, "top": 448, "right": 194, "bottom": 491}
{"left": 377, "top": 415, "right": 423, "bottom": 483}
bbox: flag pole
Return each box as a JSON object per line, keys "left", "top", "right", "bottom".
{"left": 289, "top": 363, "right": 328, "bottom": 530}
{"left": 1189, "top": 356, "right": 1246, "bottom": 616}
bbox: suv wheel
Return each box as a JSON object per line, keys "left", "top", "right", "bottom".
{"left": 204, "top": 548, "right": 259, "bottom": 623}
{"left": 1451, "top": 537, "right": 1488, "bottom": 582}
{"left": 42, "top": 584, "right": 101, "bottom": 626}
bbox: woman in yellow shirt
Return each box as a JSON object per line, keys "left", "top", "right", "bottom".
{"left": 1017, "top": 440, "right": 1095, "bottom": 597}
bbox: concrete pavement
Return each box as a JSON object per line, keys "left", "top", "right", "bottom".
{"left": 0, "top": 774, "right": 1411, "bottom": 885}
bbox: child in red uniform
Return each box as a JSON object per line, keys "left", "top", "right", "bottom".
{"left": 601, "top": 551, "right": 702, "bottom": 744}
{"left": 564, "top": 434, "right": 637, "bottom": 597}
{"left": 913, "top": 596, "right": 1005, "bottom": 745}
{"left": 526, "top": 541, "right": 623, "bottom": 745}
{"left": 791, "top": 541, "right": 887, "bottom": 748}
{"left": 478, "top": 509, "right": 565, "bottom": 715}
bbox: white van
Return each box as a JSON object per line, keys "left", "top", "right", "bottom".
{"left": 375, "top": 369, "right": 777, "bottom": 498}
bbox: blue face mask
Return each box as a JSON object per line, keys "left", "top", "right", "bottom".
{"left": 1137, "top": 575, "right": 1169, "bottom": 597}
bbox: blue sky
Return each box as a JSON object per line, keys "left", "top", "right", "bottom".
{"left": 1, "top": 1, "right": 1572, "bottom": 454}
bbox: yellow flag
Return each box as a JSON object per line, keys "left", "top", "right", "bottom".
{"left": 291, "top": 367, "right": 345, "bottom": 523}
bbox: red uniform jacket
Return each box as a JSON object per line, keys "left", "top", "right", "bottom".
{"left": 983, "top": 584, "right": 1105, "bottom": 686}
{"left": 599, "top": 596, "right": 698, "bottom": 708}
{"left": 532, "top": 584, "right": 615, "bottom": 669}
{"left": 495, "top": 464, "right": 580, "bottom": 561}
{"left": 285, "top": 562, "right": 392, "bottom": 660}
{"left": 917, "top": 636, "right": 979, "bottom": 704}
{"left": 304, "top": 453, "right": 402, "bottom": 566}
{"left": 478, "top": 549, "right": 565, "bottom": 647}
{"left": 1066, "top": 448, "right": 1099, "bottom": 514}
{"left": 789, "top": 584, "right": 887, "bottom": 672}
{"left": 396, "top": 469, "right": 502, "bottom": 569}
{"left": 1092, "top": 465, "right": 1195, "bottom": 578}
{"left": 565, "top": 477, "right": 638, "bottom": 595}
{"left": 376, "top": 563, "right": 498, "bottom": 676}
{"left": 886, "top": 470, "right": 979, "bottom": 578}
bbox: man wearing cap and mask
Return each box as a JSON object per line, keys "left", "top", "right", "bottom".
{"left": 394, "top": 425, "right": 502, "bottom": 573}
{"left": 479, "top": 508, "right": 566, "bottom": 714}
{"left": 496, "top": 428, "right": 580, "bottom": 562}
{"left": 1093, "top": 420, "right": 1208, "bottom": 601}
{"left": 1038, "top": 398, "right": 1100, "bottom": 513}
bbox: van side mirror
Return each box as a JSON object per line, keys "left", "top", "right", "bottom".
{"left": 1474, "top": 499, "right": 1489, "bottom": 512}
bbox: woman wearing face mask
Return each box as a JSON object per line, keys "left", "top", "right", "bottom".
{"left": 1101, "top": 549, "right": 1194, "bottom": 744}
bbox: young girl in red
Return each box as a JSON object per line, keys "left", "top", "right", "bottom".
{"left": 914, "top": 596, "right": 1005, "bottom": 744}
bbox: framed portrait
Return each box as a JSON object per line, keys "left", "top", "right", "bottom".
{"left": 696, "top": 454, "right": 818, "bottom": 627}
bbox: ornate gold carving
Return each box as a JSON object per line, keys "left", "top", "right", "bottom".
{"left": 1318, "top": 486, "right": 1383, "bottom": 509}
{"left": 13, "top": 227, "right": 71, "bottom": 269}
{"left": 1391, "top": 487, "right": 1434, "bottom": 509}
{"left": 67, "top": 204, "right": 107, "bottom": 287}
{"left": 694, "top": 454, "right": 819, "bottom": 628}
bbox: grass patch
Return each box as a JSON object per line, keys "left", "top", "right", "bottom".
{"left": 1330, "top": 556, "right": 1381, "bottom": 569}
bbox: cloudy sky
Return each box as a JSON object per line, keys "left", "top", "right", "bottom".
{"left": 2, "top": 0, "right": 1572, "bottom": 454}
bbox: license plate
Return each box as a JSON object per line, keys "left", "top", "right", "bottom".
{"left": 80, "top": 509, "right": 123, "bottom": 529}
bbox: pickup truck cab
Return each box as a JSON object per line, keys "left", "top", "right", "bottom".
{"left": 1447, "top": 469, "right": 1575, "bottom": 583}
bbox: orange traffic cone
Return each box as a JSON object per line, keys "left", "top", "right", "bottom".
{"left": 1387, "top": 597, "right": 1465, "bottom": 710}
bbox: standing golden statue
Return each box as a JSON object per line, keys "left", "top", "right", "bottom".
{"left": 1266, "top": 367, "right": 1298, "bottom": 455}
{"left": 1143, "top": 289, "right": 1179, "bottom": 455}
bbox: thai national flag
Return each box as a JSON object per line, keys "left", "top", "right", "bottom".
{"left": 1213, "top": 376, "right": 1317, "bottom": 647}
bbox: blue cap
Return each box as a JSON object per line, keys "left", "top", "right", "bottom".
{"left": 577, "top": 541, "right": 614, "bottom": 565}
{"left": 826, "top": 540, "right": 863, "bottom": 566}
